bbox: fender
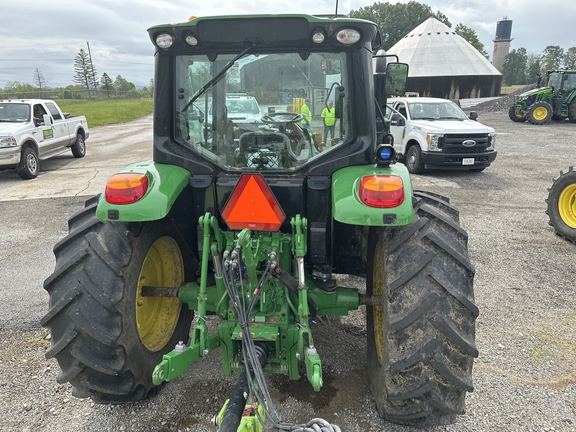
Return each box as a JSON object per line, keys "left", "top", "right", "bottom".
{"left": 332, "top": 163, "right": 414, "bottom": 226}
{"left": 567, "top": 90, "right": 576, "bottom": 106}
{"left": 96, "top": 160, "right": 190, "bottom": 222}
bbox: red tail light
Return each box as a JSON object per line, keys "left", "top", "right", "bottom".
{"left": 359, "top": 175, "right": 404, "bottom": 208}
{"left": 105, "top": 174, "right": 149, "bottom": 204}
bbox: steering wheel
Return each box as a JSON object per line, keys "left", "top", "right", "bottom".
{"left": 261, "top": 112, "right": 303, "bottom": 125}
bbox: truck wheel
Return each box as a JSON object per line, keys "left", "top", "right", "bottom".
{"left": 526, "top": 101, "right": 552, "bottom": 125}
{"left": 71, "top": 134, "right": 86, "bottom": 158}
{"left": 16, "top": 146, "right": 39, "bottom": 179}
{"left": 546, "top": 166, "right": 576, "bottom": 243}
{"left": 42, "top": 197, "right": 194, "bottom": 402}
{"left": 406, "top": 145, "right": 424, "bottom": 174}
{"left": 366, "top": 190, "right": 478, "bottom": 427}
{"left": 508, "top": 106, "right": 526, "bottom": 122}
{"left": 568, "top": 100, "right": 576, "bottom": 123}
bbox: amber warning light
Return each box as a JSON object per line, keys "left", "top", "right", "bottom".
{"left": 359, "top": 175, "right": 404, "bottom": 208}
{"left": 105, "top": 173, "right": 149, "bottom": 205}
{"left": 222, "top": 174, "right": 285, "bottom": 231}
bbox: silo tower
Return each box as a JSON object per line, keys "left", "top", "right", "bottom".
{"left": 492, "top": 18, "right": 513, "bottom": 73}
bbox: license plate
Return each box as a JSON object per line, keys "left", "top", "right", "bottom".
{"left": 462, "top": 158, "right": 475, "bottom": 166}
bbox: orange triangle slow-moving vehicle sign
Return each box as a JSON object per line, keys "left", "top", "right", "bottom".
{"left": 222, "top": 174, "right": 286, "bottom": 231}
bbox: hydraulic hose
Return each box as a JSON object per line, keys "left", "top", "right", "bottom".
{"left": 218, "top": 364, "right": 249, "bottom": 432}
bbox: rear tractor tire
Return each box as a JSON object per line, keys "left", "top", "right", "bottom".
{"left": 42, "top": 197, "right": 194, "bottom": 402}
{"left": 366, "top": 190, "right": 478, "bottom": 427}
{"left": 546, "top": 167, "right": 576, "bottom": 243}
{"left": 526, "top": 101, "right": 553, "bottom": 125}
{"left": 508, "top": 105, "right": 526, "bottom": 122}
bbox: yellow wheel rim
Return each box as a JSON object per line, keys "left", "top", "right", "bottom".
{"left": 515, "top": 109, "right": 525, "bottom": 118}
{"left": 533, "top": 106, "right": 548, "bottom": 121}
{"left": 559, "top": 184, "right": 576, "bottom": 228}
{"left": 136, "top": 236, "right": 183, "bottom": 352}
{"left": 372, "top": 242, "right": 385, "bottom": 365}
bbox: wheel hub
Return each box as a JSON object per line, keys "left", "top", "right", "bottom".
{"left": 559, "top": 184, "right": 576, "bottom": 228}
{"left": 27, "top": 154, "right": 37, "bottom": 173}
{"left": 533, "top": 107, "right": 548, "bottom": 120}
{"left": 136, "top": 236, "right": 184, "bottom": 352}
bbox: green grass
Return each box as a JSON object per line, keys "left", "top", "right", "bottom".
{"left": 57, "top": 99, "right": 154, "bottom": 127}
{"left": 500, "top": 85, "right": 526, "bottom": 95}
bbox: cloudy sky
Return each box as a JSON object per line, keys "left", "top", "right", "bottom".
{"left": 1, "top": 0, "right": 575, "bottom": 89}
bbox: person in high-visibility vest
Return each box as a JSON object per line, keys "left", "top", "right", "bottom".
{"left": 321, "top": 99, "right": 336, "bottom": 147}
{"left": 300, "top": 98, "right": 312, "bottom": 130}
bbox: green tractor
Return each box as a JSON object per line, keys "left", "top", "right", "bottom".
{"left": 42, "top": 14, "right": 478, "bottom": 430}
{"left": 547, "top": 166, "right": 576, "bottom": 243}
{"left": 509, "top": 68, "right": 576, "bottom": 125}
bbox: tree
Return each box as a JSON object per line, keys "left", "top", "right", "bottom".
{"left": 73, "top": 48, "right": 97, "bottom": 99}
{"left": 454, "top": 23, "right": 488, "bottom": 58}
{"left": 541, "top": 45, "right": 564, "bottom": 73}
{"left": 349, "top": 1, "right": 451, "bottom": 50}
{"left": 113, "top": 75, "right": 136, "bottom": 94}
{"left": 564, "top": 47, "right": 576, "bottom": 69}
{"left": 100, "top": 73, "right": 114, "bottom": 98}
{"left": 33, "top": 68, "right": 48, "bottom": 97}
{"left": 2, "top": 81, "right": 35, "bottom": 98}
{"left": 527, "top": 54, "right": 542, "bottom": 84}
{"left": 502, "top": 48, "right": 528, "bottom": 85}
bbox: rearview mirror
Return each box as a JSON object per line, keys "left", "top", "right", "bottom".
{"left": 385, "top": 63, "right": 409, "bottom": 97}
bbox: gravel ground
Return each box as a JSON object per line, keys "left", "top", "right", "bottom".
{"left": 1, "top": 107, "right": 575, "bottom": 431}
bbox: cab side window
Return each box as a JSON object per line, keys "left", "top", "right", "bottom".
{"left": 395, "top": 102, "right": 408, "bottom": 118}
{"left": 45, "top": 102, "right": 62, "bottom": 120}
{"left": 33, "top": 104, "right": 48, "bottom": 125}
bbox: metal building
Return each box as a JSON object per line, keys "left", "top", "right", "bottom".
{"left": 388, "top": 18, "right": 502, "bottom": 99}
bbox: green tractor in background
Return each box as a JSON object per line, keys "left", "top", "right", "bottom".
{"left": 509, "top": 68, "right": 576, "bottom": 125}
{"left": 42, "top": 14, "right": 478, "bottom": 430}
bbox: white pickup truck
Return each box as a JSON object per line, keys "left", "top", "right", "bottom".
{"left": 385, "top": 97, "right": 496, "bottom": 173}
{"left": 0, "top": 99, "right": 89, "bottom": 179}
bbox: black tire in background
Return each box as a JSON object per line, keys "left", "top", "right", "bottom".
{"left": 17, "top": 146, "right": 39, "bottom": 179}
{"left": 366, "top": 190, "right": 478, "bottom": 427}
{"left": 42, "top": 197, "right": 195, "bottom": 402}
{"left": 568, "top": 100, "right": 576, "bottom": 123}
{"left": 508, "top": 105, "right": 527, "bottom": 122}
{"left": 546, "top": 166, "right": 576, "bottom": 243}
{"left": 71, "top": 133, "right": 86, "bottom": 158}
{"left": 526, "top": 101, "right": 553, "bottom": 125}
{"left": 406, "top": 145, "right": 424, "bottom": 174}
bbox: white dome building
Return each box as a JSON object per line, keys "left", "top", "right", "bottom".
{"left": 388, "top": 18, "right": 502, "bottom": 99}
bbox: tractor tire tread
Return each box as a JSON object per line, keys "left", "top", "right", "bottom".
{"left": 42, "top": 197, "right": 194, "bottom": 403}
{"left": 367, "top": 191, "right": 477, "bottom": 427}
{"left": 545, "top": 166, "right": 576, "bottom": 243}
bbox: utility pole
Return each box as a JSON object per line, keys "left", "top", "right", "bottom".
{"left": 86, "top": 41, "right": 98, "bottom": 98}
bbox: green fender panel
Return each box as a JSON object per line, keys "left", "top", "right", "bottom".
{"left": 96, "top": 161, "right": 190, "bottom": 222}
{"left": 332, "top": 163, "right": 415, "bottom": 226}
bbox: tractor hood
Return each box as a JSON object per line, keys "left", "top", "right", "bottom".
{"left": 519, "top": 87, "right": 553, "bottom": 99}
